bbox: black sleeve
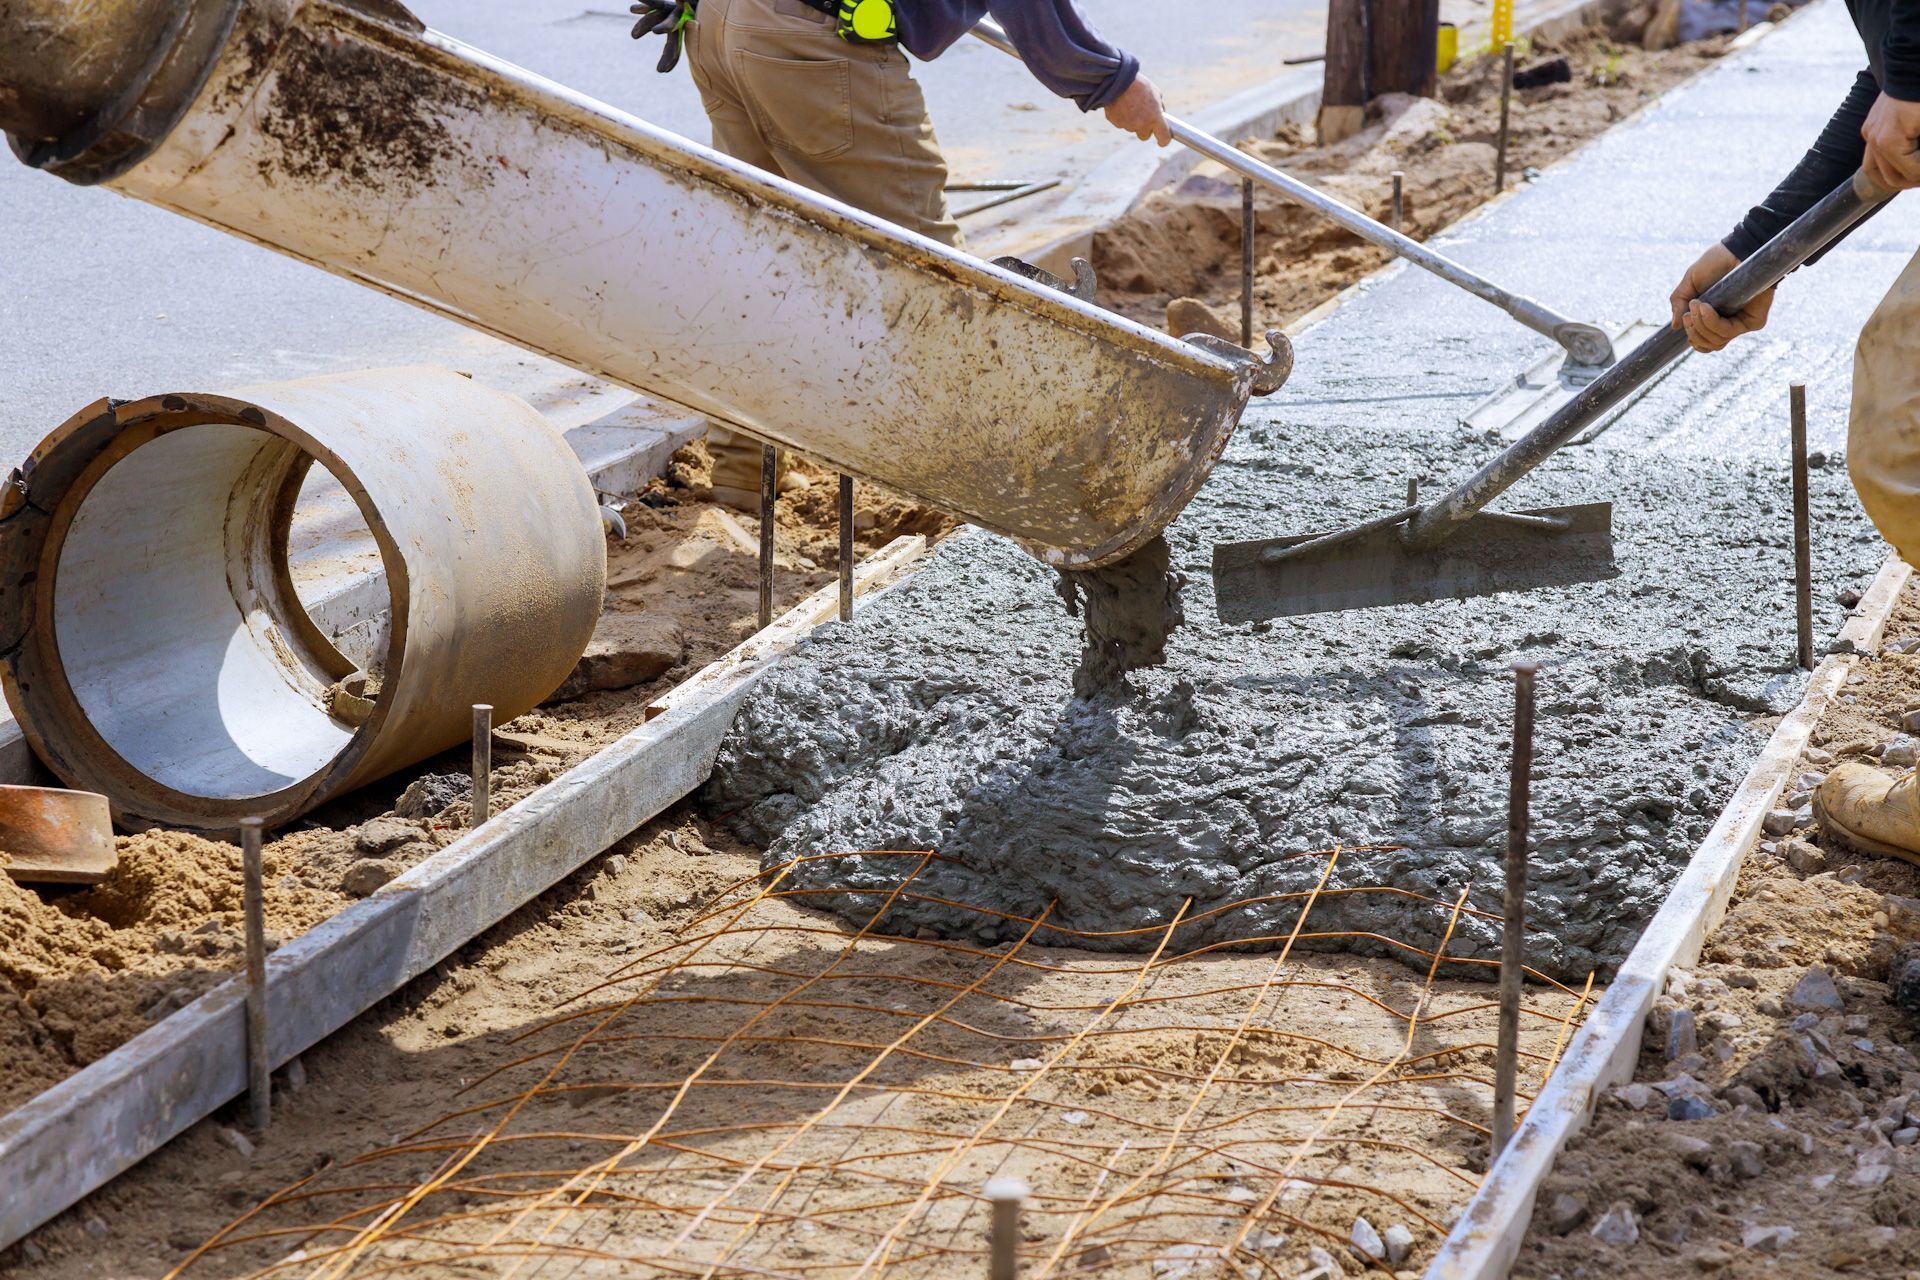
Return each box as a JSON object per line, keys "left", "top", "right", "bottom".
{"left": 1884, "top": 2, "right": 1920, "bottom": 101}
{"left": 1722, "top": 68, "right": 1877, "bottom": 261}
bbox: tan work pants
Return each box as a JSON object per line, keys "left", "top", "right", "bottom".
{"left": 685, "top": 0, "right": 962, "bottom": 247}
{"left": 1850, "top": 246, "right": 1920, "bottom": 565}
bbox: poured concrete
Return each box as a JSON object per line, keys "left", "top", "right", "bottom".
{"left": 707, "top": 0, "right": 1920, "bottom": 981}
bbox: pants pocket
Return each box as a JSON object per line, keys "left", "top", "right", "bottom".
{"left": 738, "top": 51, "right": 854, "bottom": 159}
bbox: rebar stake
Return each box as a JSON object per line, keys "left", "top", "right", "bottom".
{"left": 838, "top": 473, "right": 854, "bottom": 623}
{"left": 984, "top": 1176, "right": 1027, "bottom": 1280}
{"left": 760, "top": 444, "right": 777, "bottom": 630}
{"left": 1791, "top": 383, "right": 1814, "bottom": 671}
{"left": 471, "top": 703, "right": 493, "bottom": 825}
{"left": 241, "top": 816, "right": 271, "bottom": 1132}
{"left": 1493, "top": 660, "right": 1539, "bottom": 1157}
{"left": 1240, "top": 177, "right": 1255, "bottom": 348}
{"left": 1495, "top": 43, "right": 1515, "bottom": 194}
{"left": 1390, "top": 170, "right": 1405, "bottom": 235}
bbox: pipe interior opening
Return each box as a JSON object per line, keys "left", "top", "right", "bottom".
{"left": 287, "top": 461, "right": 388, "bottom": 674}
{"left": 52, "top": 422, "right": 369, "bottom": 800}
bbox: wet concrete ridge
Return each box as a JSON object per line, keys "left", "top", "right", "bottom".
{"left": 706, "top": 0, "right": 1920, "bottom": 982}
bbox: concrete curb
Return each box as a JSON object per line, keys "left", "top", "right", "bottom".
{"left": 0, "top": 534, "right": 931, "bottom": 1251}
{"left": 0, "top": 394, "right": 706, "bottom": 789}
{"left": 1423, "top": 552, "right": 1913, "bottom": 1280}
{"left": 992, "top": 0, "right": 1631, "bottom": 275}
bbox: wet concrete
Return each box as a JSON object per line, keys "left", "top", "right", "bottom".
{"left": 705, "top": 0, "right": 1920, "bottom": 980}
{"left": 1055, "top": 535, "right": 1186, "bottom": 698}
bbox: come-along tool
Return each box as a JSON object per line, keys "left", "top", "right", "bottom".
{"left": 1213, "top": 171, "right": 1896, "bottom": 621}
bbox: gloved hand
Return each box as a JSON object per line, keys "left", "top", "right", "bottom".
{"left": 630, "top": 0, "right": 697, "bottom": 73}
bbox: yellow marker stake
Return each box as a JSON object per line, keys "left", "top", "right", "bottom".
{"left": 1436, "top": 21, "right": 1458, "bottom": 74}
{"left": 1490, "top": 0, "right": 1514, "bottom": 51}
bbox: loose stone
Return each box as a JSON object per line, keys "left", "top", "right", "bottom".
{"left": 1783, "top": 839, "right": 1827, "bottom": 874}
{"left": 1669, "top": 1096, "right": 1716, "bottom": 1121}
{"left": 1789, "top": 966, "right": 1845, "bottom": 1012}
{"left": 1667, "top": 1008, "right": 1698, "bottom": 1059}
{"left": 1742, "top": 1225, "right": 1795, "bottom": 1254}
{"left": 1589, "top": 1204, "right": 1639, "bottom": 1245}
{"left": 1546, "top": 1193, "right": 1588, "bottom": 1235}
{"left": 1349, "top": 1216, "right": 1383, "bottom": 1261}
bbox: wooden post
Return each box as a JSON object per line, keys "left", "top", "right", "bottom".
{"left": 1319, "top": 0, "right": 1441, "bottom": 144}
{"left": 1319, "top": 0, "right": 1369, "bottom": 143}
{"left": 1370, "top": 0, "right": 1440, "bottom": 98}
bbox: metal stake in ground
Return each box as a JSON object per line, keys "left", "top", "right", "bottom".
{"left": 472, "top": 704, "right": 493, "bottom": 825}
{"left": 241, "top": 816, "right": 270, "bottom": 1132}
{"left": 1493, "top": 660, "right": 1539, "bottom": 1156}
{"left": 838, "top": 473, "right": 854, "bottom": 623}
{"left": 1791, "top": 382, "right": 1814, "bottom": 671}
{"left": 1495, "top": 42, "right": 1515, "bottom": 194}
{"left": 984, "top": 1176, "right": 1027, "bottom": 1280}
{"left": 1391, "top": 169, "right": 1405, "bottom": 235}
{"left": 760, "top": 444, "right": 778, "bottom": 630}
{"left": 1241, "top": 177, "right": 1255, "bottom": 348}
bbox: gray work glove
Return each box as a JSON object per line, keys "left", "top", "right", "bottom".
{"left": 630, "top": 0, "right": 696, "bottom": 73}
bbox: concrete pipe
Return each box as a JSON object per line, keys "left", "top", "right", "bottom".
{"left": 0, "top": 367, "right": 605, "bottom": 831}
{"left": 0, "top": 0, "right": 1289, "bottom": 569}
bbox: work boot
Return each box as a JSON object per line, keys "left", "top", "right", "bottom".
{"left": 1814, "top": 762, "right": 1920, "bottom": 867}
{"left": 705, "top": 425, "right": 788, "bottom": 511}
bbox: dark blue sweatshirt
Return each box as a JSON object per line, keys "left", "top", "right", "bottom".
{"left": 896, "top": 1, "right": 1140, "bottom": 111}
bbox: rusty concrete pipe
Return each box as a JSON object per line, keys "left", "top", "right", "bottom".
{"left": 0, "top": 0, "right": 1283, "bottom": 569}
{"left": 0, "top": 367, "right": 605, "bottom": 831}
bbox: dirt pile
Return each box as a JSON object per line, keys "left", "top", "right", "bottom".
{"left": 1514, "top": 579, "right": 1920, "bottom": 1276}
{"left": 1094, "top": 25, "right": 1731, "bottom": 335}
{"left": 0, "top": 832, "right": 338, "bottom": 1113}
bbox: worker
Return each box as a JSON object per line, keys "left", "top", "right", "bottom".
{"left": 630, "top": 0, "right": 1172, "bottom": 506}
{"left": 1664, "top": 1, "right": 1920, "bottom": 863}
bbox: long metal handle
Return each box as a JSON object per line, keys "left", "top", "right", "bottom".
{"left": 1406, "top": 169, "right": 1894, "bottom": 550}
{"left": 968, "top": 21, "right": 1614, "bottom": 367}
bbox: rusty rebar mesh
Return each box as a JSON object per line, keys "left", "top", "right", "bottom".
{"left": 172, "top": 848, "right": 1590, "bottom": 1280}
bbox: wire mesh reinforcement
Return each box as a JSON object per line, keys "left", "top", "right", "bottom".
{"left": 171, "top": 848, "right": 1590, "bottom": 1279}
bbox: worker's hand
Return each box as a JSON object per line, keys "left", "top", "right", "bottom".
{"left": 630, "top": 0, "right": 697, "bottom": 73}
{"left": 1105, "top": 75, "right": 1172, "bottom": 147}
{"left": 1668, "top": 241, "right": 1773, "bottom": 353}
{"left": 1862, "top": 92, "right": 1920, "bottom": 191}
